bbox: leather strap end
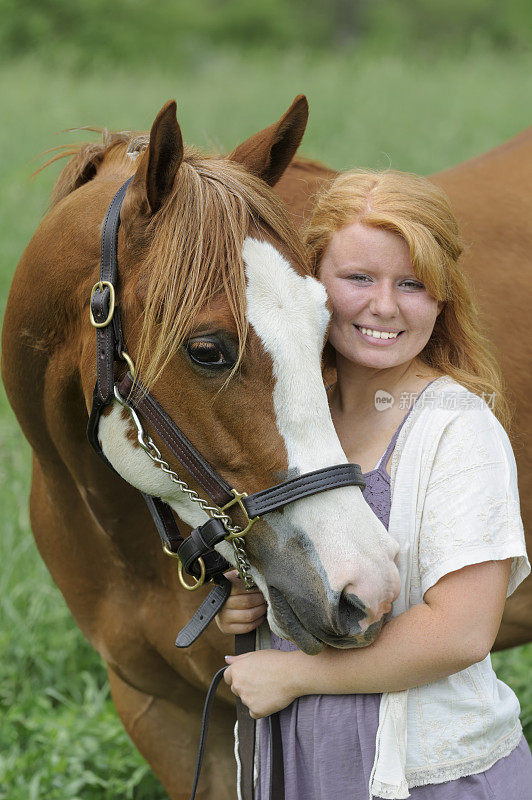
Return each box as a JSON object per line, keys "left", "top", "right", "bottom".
{"left": 175, "top": 578, "right": 232, "bottom": 648}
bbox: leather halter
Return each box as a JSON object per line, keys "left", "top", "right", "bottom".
{"left": 86, "top": 178, "right": 366, "bottom": 800}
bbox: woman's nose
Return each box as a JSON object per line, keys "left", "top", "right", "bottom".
{"left": 368, "top": 282, "right": 399, "bottom": 317}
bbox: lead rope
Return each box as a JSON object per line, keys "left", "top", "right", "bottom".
{"left": 189, "top": 666, "right": 228, "bottom": 800}
{"left": 189, "top": 643, "right": 283, "bottom": 800}
{"left": 268, "top": 713, "right": 284, "bottom": 800}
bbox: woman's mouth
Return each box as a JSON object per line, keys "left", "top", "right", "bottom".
{"left": 354, "top": 324, "right": 405, "bottom": 345}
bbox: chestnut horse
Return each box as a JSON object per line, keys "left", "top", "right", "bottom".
{"left": 1, "top": 98, "right": 401, "bottom": 799}
{"left": 275, "top": 128, "right": 532, "bottom": 653}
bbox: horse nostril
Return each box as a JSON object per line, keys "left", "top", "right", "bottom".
{"left": 338, "top": 591, "right": 367, "bottom": 631}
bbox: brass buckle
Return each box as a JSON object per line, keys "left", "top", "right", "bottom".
{"left": 90, "top": 281, "right": 116, "bottom": 328}
{"left": 163, "top": 543, "right": 206, "bottom": 591}
{"left": 221, "top": 490, "right": 258, "bottom": 541}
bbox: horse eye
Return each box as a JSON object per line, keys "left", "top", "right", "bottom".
{"left": 186, "top": 339, "right": 230, "bottom": 368}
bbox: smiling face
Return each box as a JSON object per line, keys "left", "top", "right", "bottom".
{"left": 319, "top": 221, "right": 443, "bottom": 369}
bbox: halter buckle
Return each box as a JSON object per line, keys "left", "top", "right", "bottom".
{"left": 90, "top": 280, "right": 116, "bottom": 328}
{"left": 220, "top": 490, "right": 258, "bottom": 541}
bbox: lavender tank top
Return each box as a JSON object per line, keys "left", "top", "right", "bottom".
{"left": 256, "top": 380, "right": 532, "bottom": 799}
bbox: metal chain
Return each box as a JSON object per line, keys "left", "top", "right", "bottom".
{"left": 114, "top": 387, "right": 238, "bottom": 529}
{"left": 114, "top": 387, "right": 256, "bottom": 588}
{"left": 144, "top": 437, "right": 239, "bottom": 530}
{"left": 231, "top": 536, "right": 256, "bottom": 588}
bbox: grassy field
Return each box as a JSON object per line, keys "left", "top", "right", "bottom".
{"left": 1, "top": 49, "right": 532, "bottom": 797}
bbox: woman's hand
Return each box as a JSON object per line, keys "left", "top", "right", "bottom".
{"left": 215, "top": 570, "right": 268, "bottom": 635}
{"left": 216, "top": 571, "right": 300, "bottom": 717}
{"left": 224, "top": 650, "right": 300, "bottom": 718}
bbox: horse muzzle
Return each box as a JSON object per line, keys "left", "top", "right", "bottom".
{"left": 266, "top": 584, "right": 388, "bottom": 654}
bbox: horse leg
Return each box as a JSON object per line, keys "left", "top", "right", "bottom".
{"left": 107, "top": 666, "right": 237, "bottom": 800}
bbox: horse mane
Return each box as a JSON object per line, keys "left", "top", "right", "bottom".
{"left": 40, "top": 129, "right": 310, "bottom": 391}
{"left": 35, "top": 128, "right": 149, "bottom": 207}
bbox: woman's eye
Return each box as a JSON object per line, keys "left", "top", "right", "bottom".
{"left": 186, "top": 340, "right": 229, "bottom": 367}
{"left": 347, "top": 275, "right": 424, "bottom": 289}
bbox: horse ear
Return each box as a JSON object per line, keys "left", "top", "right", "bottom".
{"left": 133, "top": 100, "right": 184, "bottom": 214}
{"left": 229, "top": 95, "right": 309, "bottom": 186}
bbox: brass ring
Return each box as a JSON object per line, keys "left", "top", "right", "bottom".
{"left": 220, "top": 489, "right": 258, "bottom": 540}
{"left": 121, "top": 350, "right": 136, "bottom": 379}
{"left": 163, "top": 543, "right": 180, "bottom": 560}
{"left": 178, "top": 558, "right": 206, "bottom": 591}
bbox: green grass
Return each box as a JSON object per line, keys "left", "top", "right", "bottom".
{"left": 1, "top": 48, "right": 532, "bottom": 796}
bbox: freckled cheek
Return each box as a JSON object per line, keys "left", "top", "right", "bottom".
{"left": 329, "top": 292, "right": 364, "bottom": 323}
{"left": 401, "top": 301, "right": 439, "bottom": 343}
{"left": 326, "top": 287, "right": 438, "bottom": 337}
{"left": 407, "top": 297, "right": 439, "bottom": 324}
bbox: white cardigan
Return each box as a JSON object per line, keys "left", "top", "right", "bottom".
{"left": 368, "top": 376, "right": 530, "bottom": 798}
{"left": 248, "top": 376, "right": 530, "bottom": 800}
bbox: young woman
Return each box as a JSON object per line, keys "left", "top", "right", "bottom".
{"left": 218, "top": 169, "right": 532, "bottom": 799}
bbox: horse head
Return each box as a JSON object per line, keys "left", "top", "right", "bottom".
{"left": 51, "top": 99, "right": 401, "bottom": 654}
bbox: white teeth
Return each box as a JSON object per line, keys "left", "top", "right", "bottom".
{"left": 358, "top": 326, "right": 400, "bottom": 340}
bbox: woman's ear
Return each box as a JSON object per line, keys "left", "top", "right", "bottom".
{"left": 437, "top": 301, "right": 445, "bottom": 315}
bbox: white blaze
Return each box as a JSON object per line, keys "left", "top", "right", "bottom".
{"left": 243, "top": 237, "right": 342, "bottom": 471}
{"left": 243, "top": 238, "right": 399, "bottom": 605}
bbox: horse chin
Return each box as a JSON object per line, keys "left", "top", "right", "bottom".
{"left": 267, "top": 589, "right": 324, "bottom": 655}
{"left": 318, "top": 617, "right": 384, "bottom": 649}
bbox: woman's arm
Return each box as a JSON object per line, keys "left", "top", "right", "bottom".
{"left": 224, "top": 558, "right": 511, "bottom": 717}
{"left": 292, "top": 558, "right": 512, "bottom": 696}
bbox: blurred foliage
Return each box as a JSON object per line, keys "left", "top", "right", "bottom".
{"left": 365, "top": 0, "right": 532, "bottom": 53}
{"left": 0, "top": 0, "right": 531, "bottom": 70}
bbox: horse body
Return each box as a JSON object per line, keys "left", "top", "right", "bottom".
{"left": 2, "top": 100, "right": 401, "bottom": 798}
